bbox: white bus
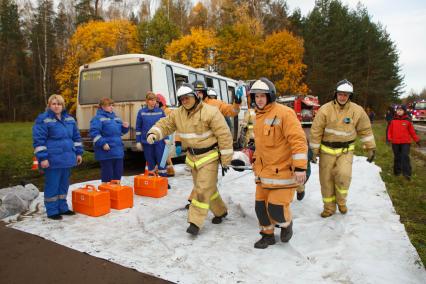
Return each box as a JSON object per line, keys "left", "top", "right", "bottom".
{"left": 76, "top": 54, "right": 247, "bottom": 155}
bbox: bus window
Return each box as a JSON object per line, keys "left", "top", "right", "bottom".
{"left": 206, "top": 77, "right": 213, "bottom": 88}
{"left": 220, "top": 80, "right": 228, "bottom": 103}
{"left": 79, "top": 68, "right": 112, "bottom": 104}
{"left": 175, "top": 74, "right": 188, "bottom": 90}
{"left": 166, "top": 65, "right": 176, "bottom": 105}
{"left": 228, "top": 86, "right": 235, "bottom": 103}
{"left": 189, "top": 73, "right": 196, "bottom": 84}
{"left": 112, "top": 64, "right": 151, "bottom": 102}
{"left": 213, "top": 79, "right": 221, "bottom": 100}
{"left": 196, "top": 74, "right": 205, "bottom": 83}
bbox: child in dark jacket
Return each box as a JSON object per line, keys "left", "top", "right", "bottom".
{"left": 387, "top": 105, "right": 420, "bottom": 180}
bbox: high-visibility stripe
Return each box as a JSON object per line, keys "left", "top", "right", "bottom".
{"left": 34, "top": 146, "right": 47, "bottom": 153}
{"left": 114, "top": 117, "right": 121, "bottom": 121}
{"left": 260, "top": 225, "right": 275, "bottom": 231}
{"left": 178, "top": 130, "right": 213, "bottom": 139}
{"left": 247, "top": 125, "right": 254, "bottom": 129}
{"left": 335, "top": 185, "right": 348, "bottom": 195}
{"left": 74, "top": 142, "right": 82, "bottom": 147}
{"left": 185, "top": 151, "right": 219, "bottom": 169}
{"left": 260, "top": 177, "right": 295, "bottom": 186}
{"left": 324, "top": 128, "right": 354, "bottom": 137}
{"left": 45, "top": 196, "right": 59, "bottom": 202}
{"left": 151, "top": 127, "right": 163, "bottom": 140}
{"left": 141, "top": 112, "right": 163, "bottom": 116}
{"left": 360, "top": 135, "right": 374, "bottom": 142}
{"left": 65, "top": 117, "right": 75, "bottom": 122}
{"left": 220, "top": 149, "right": 233, "bottom": 155}
{"left": 43, "top": 118, "right": 56, "bottom": 123}
{"left": 292, "top": 153, "right": 307, "bottom": 160}
{"left": 93, "top": 135, "right": 102, "bottom": 143}
{"left": 210, "top": 191, "right": 219, "bottom": 201}
{"left": 310, "top": 142, "right": 320, "bottom": 149}
{"left": 58, "top": 194, "right": 67, "bottom": 199}
{"left": 100, "top": 117, "right": 110, "bottom": 121}
{"left": 136, "top": 131, "right": 141, "bottom": 135}
{"left": 191, "top": 199, "right": 209, "bottom": 209}
{"left": 323, "top": 196, "right": 336, "bottom": 203}
{"left": 320, "top": 144, "right": 355, "bottom": 155}
{"left": 158, "top": 169, "right": 168, "bottom": 174}
{"left": 264, "top": 118, "right": 281, "bottom": 125}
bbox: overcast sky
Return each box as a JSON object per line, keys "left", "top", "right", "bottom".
{"left": 286, "top": 0, "right": 426, "bottom": 97}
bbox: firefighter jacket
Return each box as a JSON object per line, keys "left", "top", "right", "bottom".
{"left": 147, "top": 102, "right": 233, "bottom": 169}
{"left": 242, "top": 108, "right": 256, "bottom": 140}
{"left": 203, "top": 97, "right": 240, "bottom": 117}
{"left": 136, "top": 106, "right": 165, "bottom": 144}
{"left": 310, "top": 100, "right": 376, "bottom": 155}
{"left": 33, "top": 109, "right": 83, "bottom": 169}
{"left": 388, "top": 114, "right": 419, "bottom": 144}
{"left": 89, "top": 109, "right": 129, "bottom": 161}
{"left": 252, "top": 102, "right": 307, "bottom": 189}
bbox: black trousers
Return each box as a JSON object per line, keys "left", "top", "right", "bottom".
{"left": 392, "top": 143, "right": 411, "bottom": 176}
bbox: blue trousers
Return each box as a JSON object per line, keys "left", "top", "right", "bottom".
{"left": 143, "top": 142, "right": 167, "bottom": 176}
{"left": 392, "top": 143, "right": 411, "bottom": 176}
{"left": 99, "top": 158, "right": 124, "bottom": 182}
{"left": 44, "top": 168, "right": 71, "bottom": 216}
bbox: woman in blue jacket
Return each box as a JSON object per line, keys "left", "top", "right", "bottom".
{"left": 135, "top": 92, "right": 168, "bottom": 178}
{"left": 90, "top": 98, "right": 129, "bottom": 183}
{"left": 32, "top": 94, "right": 83, "bottom": 220}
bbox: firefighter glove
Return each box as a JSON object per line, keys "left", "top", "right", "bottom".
{"left": 147, "top": 133, "right": 156, "bottom": 144}
{"left": 367, "top": 149, "right": 376, "bottom": 163}
{"left": 311, "top": 152, "right": 318, "bottom": 164}
{"left": 136, "top": 142, "right": 143, "bottom": 151}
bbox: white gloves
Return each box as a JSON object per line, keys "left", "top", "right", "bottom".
{"left": 136, "top": 142, "right": 142, "bottom": 151}
{"left": 147, "top": 134, "right": 156, "bottom": 144}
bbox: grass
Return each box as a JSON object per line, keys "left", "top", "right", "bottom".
{"left": 354, "top": 121, "right": 426, "bottom": 266}
{"left": 1, "top": 121, "right": 425, "bottom": 266}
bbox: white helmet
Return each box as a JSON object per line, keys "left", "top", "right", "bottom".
{"left": 177, "top": 83, "right": 198, "bottom": 104}
{"left": 207, "top": 88, "right": 218, "bottom": 99}
{"left": 335, "top": 79, "right": 353, "bottom": 94}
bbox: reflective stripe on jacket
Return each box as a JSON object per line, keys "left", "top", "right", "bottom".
{"left": 310, "top": 100, "right": 376, "bottom": 154}
{"left": 148, "top": 102, "right": 233, "bottom": 169}
{"left": 253, "top": 102, "right": 307, "bottom": 189}
{"left": 89, "top": 109, "right": 129, "bottom": 161}
{"left": 32, "top": 110, "right": 83, "bottom": 168}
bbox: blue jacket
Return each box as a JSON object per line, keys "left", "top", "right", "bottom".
{"left": 33, "top": 109, "right": 83, "bottom": 169}
{"left": 136, "top": 106, "right": 165, "bottom": 144}
{"left": 89, "top": 109, "right": 129, "bottom": 161}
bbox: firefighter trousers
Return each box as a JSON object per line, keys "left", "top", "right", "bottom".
{"left": 319, "top": 151, "right": 353, "bottom": 214}
{"left": 188, "top": 160, "right": 227, "bottom": 229}
{"left": 255, "top": 184, "right": 296, "bottom": 234}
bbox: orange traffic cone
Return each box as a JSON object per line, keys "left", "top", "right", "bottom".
{"left": 31, "top": 157, "right": 39, "bottom": 170}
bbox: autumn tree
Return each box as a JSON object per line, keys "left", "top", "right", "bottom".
{"left": 263, "top": 30, "right": 308, "bottom": 95}
{"left": 187, "top": 2, "right": 208, "bottom": 30}
{"left": 56, "top": 20, "right": 141, "bottom": 112}
{"left": 165, "top": 27, "right": 217, "bottom": 69}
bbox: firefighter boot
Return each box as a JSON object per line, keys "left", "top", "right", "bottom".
{"left": 280, "top": 221, "right": 293, "bottom": 242}
{"left": 297, "top": 191, "right": 305, "bottom": 201}
{"left": 167, "top": 165, "right": 175, "bottom": 177}
{"left": 212, "top": 212, "right": 228, "bottom": 224}
{"left": 254, "top": 232, "right": 276, "bottom": 249}
{"left": 338, "top": 204, "right": 348, "bottom": 214}
{"left": 321, "top": 209, "right": 335, "bottom": 218}
{"left": 186, "top": 223, "right": 199, "bottom": 236}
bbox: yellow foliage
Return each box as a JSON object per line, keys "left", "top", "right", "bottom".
{"left": 55, "top": 20, "right": 141, "bottom": 112}
{"left": 263, "top": 30, "right": 308, "bottom": 95}
{"left": 165, "top": 28, "right": 218, "bottom": 69}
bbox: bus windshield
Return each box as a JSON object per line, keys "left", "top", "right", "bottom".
{"left": 414, "top": 102, "right": 426, "bottom": 110}
{"left": 79, "top": 63, "right": 152, "bottom": 104}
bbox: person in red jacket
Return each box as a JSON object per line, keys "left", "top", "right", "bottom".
{"left": 388, "top": 105, "right": 420, "bottom": 180}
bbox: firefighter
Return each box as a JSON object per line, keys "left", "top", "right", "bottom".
{"left": 207, "top": 88, "right": 218, "bottom": 99}
{"left": 310, "top": 79, "right": 376, "bottom": 218}
{"left": 136, "top": 92, "right": 168, "bottom": 178}
{"left": 32, "top": 94, "right": 83, "bottom": 220}
{"left": 250, "top": 78, "right": 308, "bottom": 249}
{"left": 241, "top": 107, "right": 256, "bottom": 148}
{"left": 156, "top": 93, "right": 176, "bottom": 177}
{"left": 89, "top": 98, "right": 129, "bottom": 183}
{"left": 146, "top": 83, "right": 233, "bottom": 236}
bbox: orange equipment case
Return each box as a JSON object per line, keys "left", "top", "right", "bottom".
{"left": 72, "top": 185, "right": 110, "bottom": 217}
{"left": 98, "top": 180, "right": 133, "bottom": 210}
{"left": 134, "top": 169, "right": 168, "bottom": 198}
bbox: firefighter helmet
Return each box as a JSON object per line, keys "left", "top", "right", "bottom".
{"left": 249, "top": 77, "right": 277, "bottom": 105}
{"left": 176, "top": 83, "right": 198, "bottom": 105}
{"left": 207, "top": 88, "right": 218, "bottom": 99}
{"left": 334, "top": 79, "right": 354, "bottom": 100}
{"left": 193, "top": 80, "right": 208, "bottom": 98}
